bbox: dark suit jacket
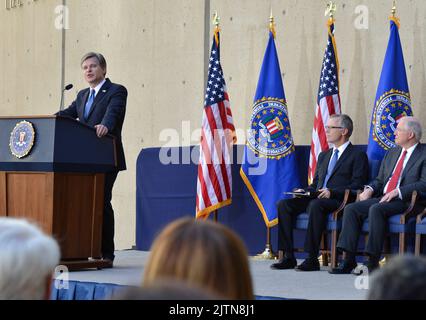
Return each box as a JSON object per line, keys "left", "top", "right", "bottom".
{"left": 58, "top": 78, "right": 127, "bottom": 171}
{"left": 369, "top": 144, "right": 426, "bottom": 202}
{"left": 306, "top": 143, "right": 369, "bottom": 200}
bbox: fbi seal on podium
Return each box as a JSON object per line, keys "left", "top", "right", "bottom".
{"left": 9, "top": 121, "right": 36, "bottom": 159}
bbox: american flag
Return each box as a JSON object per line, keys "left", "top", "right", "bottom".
{"left": 196, "top": 29, "right": 236, "bottom": 219}
{"left": 308, "top": 19, "right": 341, "bottom": 183}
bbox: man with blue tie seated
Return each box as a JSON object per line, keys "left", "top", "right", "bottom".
{"left": 331, "top": 116, "right": 426, "bottom": 274}
{"left": 57, "top": 52, "right": 127, "bottom": 267}
{"left": 271, "top": 114, "right": 369, "bottom": 271}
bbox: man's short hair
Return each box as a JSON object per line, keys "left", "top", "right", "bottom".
{"left": 0, "top": 218, "right": 60, "bottom": 300}
{"left": 404, "top": 116, "right": 422, "bottom": 142}
{"left": 81, "top": 52, "right": 107, "bottom": 75}
{"left": 330, "top": 114, "right": 353, "bottom": 138}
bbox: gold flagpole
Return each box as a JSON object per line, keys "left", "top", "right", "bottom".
{"left": 212, "top": 12, "right": 220, "bottom": 224}
{"left": 254, "top": 225, "right": 276, "bottom": 260}
{"left": 254, "top": 10, "right": 278, "bottom": 261}
{"left": 380, "top": 0, "right": 398, "bottom": 268}
{"left": 213, "top": 11, "right": 220, "bottom": 36}
{"left": 269, "top": 7, "right": 276, "bottom": 38}
{"left": 391, "top": 0, "right": 397, "bottom": 17}
{"left": 318, "top": 1, "right": 337, "bottom": 267}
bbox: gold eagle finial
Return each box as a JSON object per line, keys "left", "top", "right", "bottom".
{"left": 325, "top": 1, "right": 337, "bottom": 18}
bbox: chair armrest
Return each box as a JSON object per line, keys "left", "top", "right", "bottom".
{"left": 417, "top": 208, "right": 426, "bottom": 224}
{"left": 332, "top": 189, "right": 358, "bottom": 220}
{"left": 400, "top": 191, "right": 421, "bottom": 224}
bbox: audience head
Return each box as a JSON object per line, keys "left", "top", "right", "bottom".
{"left": 143, "top": 218, "right": 254, "bottom": 299}
{"left": 367, "top": 255, "right": 426, "bottom": 300}
{"left": 0, "top": 218, "right": 60, "bottom": 300}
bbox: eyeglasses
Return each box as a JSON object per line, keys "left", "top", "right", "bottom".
{"left": 325, "top": 126, "right": 344, "bottom": 130}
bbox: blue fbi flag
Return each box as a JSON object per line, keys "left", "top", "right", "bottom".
{"left": 367, "top": 18, "right": 412, "bottom": 162}
{"left": 240, "top": 31, "right": 300, "bottom": 227}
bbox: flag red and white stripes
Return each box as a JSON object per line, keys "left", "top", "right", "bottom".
{"left": 196, "top": 30, "right": 236, "bottom": 219}
{"left": 308, "top": 19, "right": 341, "bottom": 183}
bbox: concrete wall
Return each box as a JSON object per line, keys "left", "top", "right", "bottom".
{"left": 1, "top": 0, "right": 426, "bottom": 249}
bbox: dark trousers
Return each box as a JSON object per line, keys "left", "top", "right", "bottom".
{"left": 277, "top": 197, "right": 340, "bottom": 257}
{"left": 337, "top": 198, "right": 408, "bottom": 257}
{"left": 102, "top": 171, "right": 118, "bottom": 260}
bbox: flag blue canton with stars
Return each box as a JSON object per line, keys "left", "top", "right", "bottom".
{"left": 205, "top": 37, "right": 226, "bottom": 106}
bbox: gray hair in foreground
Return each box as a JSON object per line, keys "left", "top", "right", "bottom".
{"left": 0, "top": 218, "right": 60, "bottom": 300}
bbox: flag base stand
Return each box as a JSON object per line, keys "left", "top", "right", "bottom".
{"left": 252, "top": 226, "right": 277, "bottom": 260}
{"left": 318, "top": 254, "right": 325, "bottom": 267}
{"left": 253, "top": 244, "right": 277, "bottom": 260}
{"left": 318, "top": 254, "right": 331, "bottom": 267}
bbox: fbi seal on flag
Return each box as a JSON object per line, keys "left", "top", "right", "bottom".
{"left": 9, "top": 121, "right": 36, "bottom": 159}
{"left": 247, "top": 98, "right": 295, "bottom": 159}
{"left": 372, "top": 89, "right": 412, "bottom": 150}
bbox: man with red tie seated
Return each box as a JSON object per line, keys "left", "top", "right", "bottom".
{"left": 331, "top": 116, "right": 426, "bottom": 274}
{"left": 271, "top": 114, "right": 369, "bottom": 271}
{"left": 57, "top": 52, "right": 127, "bottom": 267}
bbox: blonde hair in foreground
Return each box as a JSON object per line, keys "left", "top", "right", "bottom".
{"left": 143, "top": 218, "right": 254, "bottom": 300}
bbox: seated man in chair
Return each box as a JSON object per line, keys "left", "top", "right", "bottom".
{"left": 331, "top": 116, "right": 426, "bottom": 274}
{"left": 271, "top": 114, "right": 368, "bottom": 271}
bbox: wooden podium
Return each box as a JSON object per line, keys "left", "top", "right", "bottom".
{"left": 0, "top": 116, "right": 117, "bottom": 270}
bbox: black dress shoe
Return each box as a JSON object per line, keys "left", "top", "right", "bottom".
{"left": 295, "top": 258, "right": 320, "bottom": 271}
{"left": 102, "top": 258, "right": 114, "bottom": 269}
{"left": 365, "top": 260, "right": 379, "bottom": 274}
{"left": 351, "top": 260, "right": 380, "bottom": 275}
{"left": 270, "top": 257, "right": 297, "bottom": 270}
{"left": 329, "top": 260, "right": 357, "bottom": 274}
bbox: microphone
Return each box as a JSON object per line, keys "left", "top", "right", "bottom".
{"left": 64, "top": 84, "right": 73, "bottom": 91}
{"left": 60, "top": 84, "right": 73, "bottom": 111}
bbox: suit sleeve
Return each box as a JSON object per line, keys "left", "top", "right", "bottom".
{"left": 369, "top": 150, "right": 392, "bottom": 194}
{"left": 399, "top": 156, "right": 426, "bottom": 201}
{"left": 56, "top": 99, "right": 78, "bottom": 119}
{"left": 100, "top": 85, "right": 128, "bottom": 132}
{"left": 330, "top": 151, "right": 369, "bottom": 199}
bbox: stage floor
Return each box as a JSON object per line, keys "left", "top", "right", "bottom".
{"left": 68, "top": 250, "right": 368, "bottom": 300}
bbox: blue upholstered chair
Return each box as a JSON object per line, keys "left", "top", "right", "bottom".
{"left": 415, "top": 208, "right": 426, "bottom": 256}
{"left": 360, "top": 191, "right": 419, "bottom": 255}
{"left": 293, "top": 189, "right": 356, "bottom": 268}
{"left": 333, "top": 158, "right": 420, "bottom": 262}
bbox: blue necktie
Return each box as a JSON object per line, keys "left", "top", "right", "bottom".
{"left": 323, "top": 149, "right": 339, "bottom": 188}
{"left": 84, "top": 89, "right": 95, "bottom": 120}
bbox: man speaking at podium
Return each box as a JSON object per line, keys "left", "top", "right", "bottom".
{"left": 57, "top": 52, "right": 127, "bottom": 267}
